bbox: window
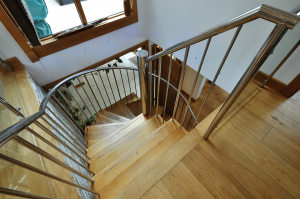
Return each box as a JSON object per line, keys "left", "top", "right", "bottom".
{"left": 0, "top": 0, "right": 137, "bottom": 62}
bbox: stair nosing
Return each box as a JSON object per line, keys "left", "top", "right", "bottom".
{"left": 96, "top": 120, "right": 153, "bottom": 159}
{"left": 103, "top": 125, "right": 167, "bottom": 175}
{"left": 89, "top": 114, "right": 144, "bottom": 150}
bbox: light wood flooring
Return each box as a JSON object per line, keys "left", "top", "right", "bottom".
{"left": 141, "top": 80, "right": 300, "bottom": 199}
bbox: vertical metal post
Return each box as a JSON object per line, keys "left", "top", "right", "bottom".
{"left": 172, "top": 46, "right": 190, "bottom": 121}
{"left": 260, "top": 39, "right": 300, "bottom": 88}
{"left": 193, "top": 26, "right": 242, "bottom": 127}
{"left": 203, "top": 24, "right": 288, "bottom": 139}
{"left": 137, "top": 50, "right": 150, "bottom": 116}
{"left": 181, "top": 37, "right": 211, "bottom": 127}
{"left": 156, "top": 57, "right": 162, "bottom": 116}
{"left": 149, "top": 61, "right": 153, "bottom": 116}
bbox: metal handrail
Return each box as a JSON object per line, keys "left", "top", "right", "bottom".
{"left": 145, "top": 4, "right": 300, "bottom": 63}
{"left": 0, "top": 67, "right": 137, "bottom": 147}
{"left": 151, "top": 74, "right": 197, "bottom": 124}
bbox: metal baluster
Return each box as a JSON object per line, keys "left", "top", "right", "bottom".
{"left": 70, "top": 81, "right": 93, "bottom": 117}
{"left": 106, "top": 71, "right": 117, "bottom": 103}
{"left": 178, "top": 97, "right": 185, "bottom": 122}
{"left": 40, "top": 117, "right": 87, "bottom": 153}
{"left": 133, "top": 70, "right": 138, "bottom": 100}
{"left": 33, "top": 120, "right": 90, "bottom": 162}
{"left": 0, "top": 186, "right": 57, "bottom": 199}
{"left": 203, "top": 24, "right": 288, "bottom": 139}
{"left": 46, "top": 107, "right": 86, "bottom": 145}
{"left": 181, "top": 37, "right": 211, "bottom": 127}
{"left": 126, "top": 69, "right": 133, "bottom": 103}
{"left": 84, "top": 73, "right": 101, "bottom": 112}
{"left": 25, "top": 127, "right": 94, "bottom": 175}
{"left": 64, "top": 85, "right": 89, "bottom": 120}
{"left": 193, "top": 26, "right": 242, "bottom": 127}
{"left": 162, "top": 53, "right": 173, "bottom": 122}
{"left": 13, "top": 136, "right": 94, "bottom": 182}
{"left": 0, "top": 154, "right": 99, "bottom": 195}
{"left": 260, "top": 38, "right": 300, "bottom": 88}
{"left": 112, "top": 69, "right": 122, "bottom": 101}
{"left": 57, "top": 90, "right": 87, "bottom": 129}
{"left": 149, "top": 61, "right": 153, "bottom": 116}
{"left": 119, "top": 69, "right": 128, "bottom": 102}
{"left": 156, "top": 57, "right": 162, "bottom": 116}
{"left": 77, "top": 77, "right": 97, "bottom": 113}
{"left": 50, "top": 98, "right": 86, "bottom": 136}
{"left": 186, "top": 115, "right": 193, "bottom": 130}
{"left": 91, "top": 72, "right": 107, "bottom": 109}
{"left": 44, "top": 113, "right": 87, "bottom": 150}
{"left": 98, "top": 71, "right": 113, "bottom": 107}
{"left": 172, "top": 46, "right": 190, "bottom": 121}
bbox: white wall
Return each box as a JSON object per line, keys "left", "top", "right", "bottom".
{"left": 0, "top": 0, "right": 147, "bottom": 86}
{"left": 142, "top": 0, "right": 300, "bottom": 93}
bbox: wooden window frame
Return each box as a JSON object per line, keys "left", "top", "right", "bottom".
{"left": 0, "top": 0, "right": 138, "bottom": 63}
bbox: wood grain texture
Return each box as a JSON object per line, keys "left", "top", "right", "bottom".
{"left": 86, "top": 122, "right": 127, "bottom": 147}
{"left": 93, "top": 110, "right": 130, "bottom": 125}
{"left": 73, "top": 0, "right": 87, "bottom": 24}
{"left": 262, "top": 128, "right": 300, "bottom": 171}
{"left": 141, "top": 185, "right": 169, "bottom": 199}
{"left": 218, "top": 120, "right": 300, "bottom": 198}
{"left": 87, "top": 114, "right": 148, "bottom": 157}
{"left": 42, "top": 40, "right": 148, "bottom": 91}
{"left": 90, "top": 116, "right": 163, "bottom": 174}
{"left": 156, "top": 181, "right": 175, "bottom": 199}
{"left": 161, "top": 161, "right": 214, "bottom": 199}
{"left": 111, "top": 125, "right": 201, "bottom": 199}
{"left": 201, "top": 133, "right": 294, "bottom": 199}
{"left": 182, "top": 145, "right": 253, "bottom": 199}
{"left": 108, "top": 101, "right": 135, "bottom": 120}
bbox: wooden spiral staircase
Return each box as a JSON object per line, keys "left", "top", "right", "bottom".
{"left": 83, "top": 93, "right": 204, "bottom": 199}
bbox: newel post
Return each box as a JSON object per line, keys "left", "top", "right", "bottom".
{"left": 136, "top": 50, "right": 150, "bottom": 116}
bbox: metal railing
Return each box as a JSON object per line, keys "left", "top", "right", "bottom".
{"left": 136, "top": 4, "right": 300, "bottom": 139}
{"left": 0, "top": 3, "right": 300, "bottom": 198}
{"left": 0, "top": 66, "right": 142, "bottom": 198}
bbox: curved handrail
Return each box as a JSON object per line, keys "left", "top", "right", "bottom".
{"left": 145, "top": 4, "right": 300, "bottom": 63}
{"left": 151, "top": 73, "right": 197, "bottom": 124}
{"left": 0, "top": 67, "right": 138, "bottom": 147}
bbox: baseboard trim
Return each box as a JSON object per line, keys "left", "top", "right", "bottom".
{"left": 253, "top": 71, "right": 286, "bottom": 93}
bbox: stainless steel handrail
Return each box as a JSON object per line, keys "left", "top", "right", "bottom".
{"left": 0, "top": 67, "right": 137, "bottom": 147}
{"left": 151, "top": 74, "right": 197, "bottom": 124}
{"left": 145, "top": 4, "right": 300, "bottom": 63}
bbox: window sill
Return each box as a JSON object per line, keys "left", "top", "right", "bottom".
{"left": 29, "top": 13, "right": 138, "bottom": 61}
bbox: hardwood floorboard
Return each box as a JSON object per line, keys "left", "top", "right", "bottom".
{"left": 201, "top": 133, "right": 294, "bottom": 199}
{"left": 141, "top": 185, "right": 169, "bottom": 199}
{"left": 289, "top": 90, "right": 300, "bottom": 108}
{"left": 262, "top": 128, "right": 300, "bottom": 171}
{"left": 182, "top": 145, "right": 254, "bottom": 199}
{"left": 161, "top": 161, "right": 214, "bottom": 199}
{"left": 156, "top": 181, "right": 175, "bottom": 199}
{"left": 218, "top": 120, "right": 300, "bottom": 198}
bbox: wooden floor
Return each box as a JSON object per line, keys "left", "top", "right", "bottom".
{"left": 141, "top": 80, "right": 300, "bottom": 199}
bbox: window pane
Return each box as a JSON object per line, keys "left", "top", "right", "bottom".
{"left": 44, "top": 0, "right": 82, "bottom": 34}
{"left": 81, "top": 0, "right": 124, "bottom": 22}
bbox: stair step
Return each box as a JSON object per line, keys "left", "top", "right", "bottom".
{"left": 120, "top": 92, "right": 139, "bottom": 104}
{"left": 93, "top": 110, "right": 130, "bottom": 125}
{"left": 110, "top": 128, "right": 202, "bottom": 199}
{"left": 109, "top": 101, "right": 135, "bottom": 120}
{"left": 92, "top": 120, "right": 186, "bottom": 198}
{"left": 87, "top": 114, "right": 149, "bottom": 157}
{"left": 89, "top": 116, "right": 163, "bottom": 174}
{"left": 86, "top": 122, "right": 128, "bottom": 147}
{"left": 126, "top": 100, "right": 164, "bottom": 117}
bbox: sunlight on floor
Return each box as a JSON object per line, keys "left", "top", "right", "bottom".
{"left": 44, "top": 0, "right": 123, "bottom": 34}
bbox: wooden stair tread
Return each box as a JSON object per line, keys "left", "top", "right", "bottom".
{"left": 93, "top": 110, "right": 130, "bottom": 125}
{"left": 89, "top": 116, "right": 164, "bottom": 174}
{"left": 125, "top": 100, "right": 142, "bottom": 116}
{"left": 93, "top": 120, "right": 187, "bottom": 198}
{"left": 86, "top": 122, "right": 128, "bottom": 147}
{"left": 120, "top": 92, "right": 139, "bottom": 104}
{"left": 110, "top": 124, "right": 202, "bottom": 199}
{"left": 109, "top": 101, "right": 135, "bottom": 120}
{"left": 87, "top": 114, "right": 149, "bottom": 157}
